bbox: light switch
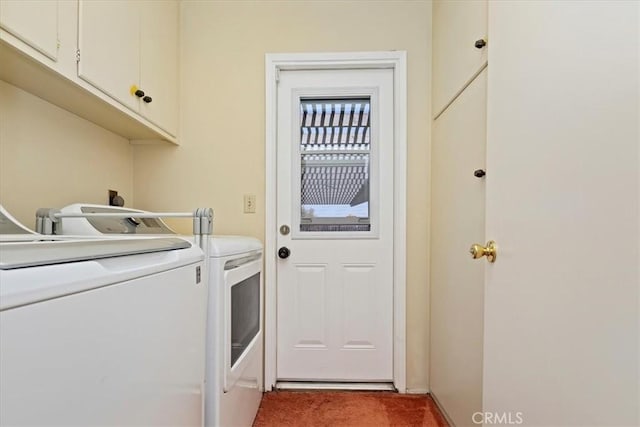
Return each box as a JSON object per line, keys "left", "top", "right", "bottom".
{"left": 244, "top": 194, "right": 256, "bottom": 213}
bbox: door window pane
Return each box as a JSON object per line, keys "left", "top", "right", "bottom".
{"left": 300, "top": 98, "right": 371, "bottom": 232}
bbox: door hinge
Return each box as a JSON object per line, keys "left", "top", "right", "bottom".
{"left": 76, "top": 49, "right": 81, "bottom": 62}
{"left": 275, "top": 68, "right": 280, "bottom": 84}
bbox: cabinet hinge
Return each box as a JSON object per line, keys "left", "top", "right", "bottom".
{"left": 76, "top": 49, "right": 81, "bottom": 63}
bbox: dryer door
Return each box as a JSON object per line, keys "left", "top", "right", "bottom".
{"left": 223, "top": 255, "right": 262, "bottom": 392}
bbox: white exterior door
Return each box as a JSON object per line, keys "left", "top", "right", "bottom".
{"left": 276, "top": 68, "right": 394, "bottom": 382}
{"left": 482, "top": 2, "right": 639, "bottom": 425}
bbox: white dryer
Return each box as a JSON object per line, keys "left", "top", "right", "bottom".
{"left": 206, "top": 236, "right": 263, "bottom": 427}
{"left": 0, "top": 206, "right": 207, "bottom": 426}
{"left": 43, "top": 204, "right": 264, "bottom": 427}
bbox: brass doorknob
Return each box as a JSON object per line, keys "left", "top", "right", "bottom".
{"left": 469, "top": 240, "right": 497, "bottom": 263}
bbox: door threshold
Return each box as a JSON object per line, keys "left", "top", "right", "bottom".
{"left": 276, "top": 381, "right": 396, "bottom": 391}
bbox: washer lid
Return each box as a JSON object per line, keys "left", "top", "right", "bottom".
{"left": 0, "top": 205, "right": 37, "bottom": 236}
{"left": 0, "top": 237, "right": 191, "bottom": 270}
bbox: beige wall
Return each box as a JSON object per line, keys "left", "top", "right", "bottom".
{"left": 0, "top": 81, "right": 133, "bottom": 228}
{"left": 133, "top": 0, "right": 431, "bottom": 391}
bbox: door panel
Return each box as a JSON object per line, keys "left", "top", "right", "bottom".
{"left": 484, "top": 2, "right": 639, "bottom": 425}
{"left": 276, "top": 69, "right": 394, "bottom": 382}
{"left": 430, "top": 68, "right": 487, "bottom": 426}
{"left": 293, "top": 264, "right": 327, "bottom": 348}
{"left": 341, "top": 264, "right": 377, "bottom": 348}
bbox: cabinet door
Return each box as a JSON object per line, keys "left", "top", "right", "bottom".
{"left": 139, "top": 0, "right": 178, "bottom": 136}
{"left": 430, "top": 69, "right": 487, "bottom": 427}
{"left": 432, "top": 0, "right": 487, "bottom": 116}
{"left": 0, "top": 0, "right": 58, "bottom": 60}
{"left": 78, "top": 0, "right": 140, "bottom": 111}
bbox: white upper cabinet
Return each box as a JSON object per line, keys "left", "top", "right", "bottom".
{"left": 139, "top": 0, "right": 178, "bottom": 137}
{"left": 78, "top": 1, "right": 140, "bottom": 111}
{"left": 0, "top": 0, "right": 177, "bottom": 143}
{"left": 0, "top": 0, "right": 59, "bottom": 61}
{"left": 432, "top": 0, "right": 487, "bottom": 117}
{"left": 78, "top": 0, "right": 178, "bottom": 136}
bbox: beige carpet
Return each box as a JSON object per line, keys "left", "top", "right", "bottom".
{"left": 253, "top": 391, "right": 448, "bottom": 427}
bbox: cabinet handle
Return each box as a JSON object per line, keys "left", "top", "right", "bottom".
{"left": 143, "top": 96, "right": 152, "bottom": 103}
{"left": 474, "top": 39, "right": 487, "bottom": 49}
{"left": 134, "top": 89, "right": 145, "bottom": 98}
{"left": 474, "top": 169, "right": 486, "bottom": 178}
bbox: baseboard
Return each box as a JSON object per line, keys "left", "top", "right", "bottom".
{"left": 406, "top": 388, "right": 430, "bottom": 394}
{"left": 430, "top": 391, "right": 456, "bottom": 426}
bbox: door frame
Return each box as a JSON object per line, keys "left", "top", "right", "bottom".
{"left": 264, "top": 51, "right": 407, "bottom": 392}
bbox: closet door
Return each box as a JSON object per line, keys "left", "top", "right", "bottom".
{"left": 430, "top": 69, "right": 487, "bottom": 427}
{"left": 432, "top": 0, "right": 487, "bottom": 117}
{"left": 483, "top": 2, "right": 639, "bottom": 425}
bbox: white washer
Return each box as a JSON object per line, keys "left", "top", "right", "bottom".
{"left": 49, "top": 204, "right": 264, "bottom": 427}
{"left": 0, "top": 206, "right": 207, "bottom": 426}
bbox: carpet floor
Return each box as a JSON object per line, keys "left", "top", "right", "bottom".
{"left": 252, "top": 391, "right": 449, "bottom": 427}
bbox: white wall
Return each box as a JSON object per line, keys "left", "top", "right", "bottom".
{"left": 133, "top": 0, "right": 432, "bottom": 391}
{"left": 0, "top": 81, "right": 133, "bottom": 227}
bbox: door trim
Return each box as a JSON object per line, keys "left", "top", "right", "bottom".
{"left": 264, "top": 51, "right": 407, "bottom": 392}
